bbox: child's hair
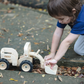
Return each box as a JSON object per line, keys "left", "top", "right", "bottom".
{"left": 47, "top": 0, "right": 82, "bottom": 20}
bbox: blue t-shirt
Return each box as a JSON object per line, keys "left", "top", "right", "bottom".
{"left": 57, "top": 5, "right": 84, "bottom": 35}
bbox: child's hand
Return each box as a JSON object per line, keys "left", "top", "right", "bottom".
{"left": 45, "top": 59, "right": 57, "bottom": 69}
{"left": 44, "top": 53, "right": 55, "bottom": 61}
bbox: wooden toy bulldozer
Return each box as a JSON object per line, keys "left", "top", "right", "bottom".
{"left": 0, "top": 42, "right": 58, "bottom": 75}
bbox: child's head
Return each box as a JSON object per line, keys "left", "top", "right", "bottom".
{"left": 47, "top": 0, "right": 82, "bottom": 24}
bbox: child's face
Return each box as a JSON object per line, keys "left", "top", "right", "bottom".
{"left": 55, "top": 16, "right": 73, "bottom": 24}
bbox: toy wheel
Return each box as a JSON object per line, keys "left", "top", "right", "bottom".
{"left": 20, "top": 60, "right": 33, "bottom": 72}
{"left": 0, "top": 58, "right": 10, "bottom": 70}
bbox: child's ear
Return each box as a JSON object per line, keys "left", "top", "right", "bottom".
{"left": 72, "top": 8, "right": 76, "bottom": 14}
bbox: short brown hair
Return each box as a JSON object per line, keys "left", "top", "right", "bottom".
{"left": 47, "top": 0, "right": 82, "bottom": 17}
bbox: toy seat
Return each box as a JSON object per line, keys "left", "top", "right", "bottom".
{"left": 1, "top": 48, "right": 18, "bottom": 59}
{"left": 1, "top": 48, "right": 18, "bottom": 66}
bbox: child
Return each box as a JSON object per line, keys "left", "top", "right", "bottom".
{"left": 44, "top": 0, "right": 84, "bottom": 67}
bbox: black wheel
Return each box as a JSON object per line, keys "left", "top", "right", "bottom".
{"left": 20, "top": 60, "right": 33, "bottom": 72}
{"left": 0, "top": 58, "right": 10, "bottom": 70}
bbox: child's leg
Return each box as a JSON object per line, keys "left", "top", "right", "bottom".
{"left": 74, "top": 35, "right": 84, "bottom": 56}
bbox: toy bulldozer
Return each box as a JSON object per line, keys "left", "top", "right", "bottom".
{"left": 0, "top": 42, "right": 58, "bottom": 75}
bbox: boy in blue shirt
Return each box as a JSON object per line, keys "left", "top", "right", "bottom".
{"left": 44, "top": 0, "right": 84, "bottom": 67}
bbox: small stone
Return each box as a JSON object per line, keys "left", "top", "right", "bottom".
{"left": 0, "top": 73, "right": 3, "bottom": 78}
{"left": 54, "top": 78, "right": 57, "bottom": 81}
{"left": 42, "top": 74, "right": 45, "bottom": 77}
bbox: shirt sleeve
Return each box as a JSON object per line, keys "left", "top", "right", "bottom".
{"left": 71, "top": 22, "right": 84, "bottom": 35}
{"left": 57, "top": 21, "right": 66, "bottom": 28}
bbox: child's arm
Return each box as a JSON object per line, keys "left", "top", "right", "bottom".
{"left": 44, "top": 27, "right": 64, "bottom": 60}
{"left": 45, "top": 33, "right": 79, "bottom": 65}
{"left": 54, "top": 33, "right": 79, "bottom": 61}
{"left": 51, "top": 27, "right": 64, "bottom": 54}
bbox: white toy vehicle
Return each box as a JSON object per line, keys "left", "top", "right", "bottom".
{"left": 0, "top": 42, "right": 58, "bottom": 75}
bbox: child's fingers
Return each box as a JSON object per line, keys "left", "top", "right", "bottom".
{"left": 44, "top": 56, "right": 50, "bottom": 61}
{"left": 50, "top": 64, "right": 55, "bottom": 69}
{"left": 45, "top": 59, "right": 57, "bottom": 65}
{"left": 44, "top": 61, "right": 55, "bottom": 69}
{"left": 44, "top": 60, "right": 50, "bottom": 66}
